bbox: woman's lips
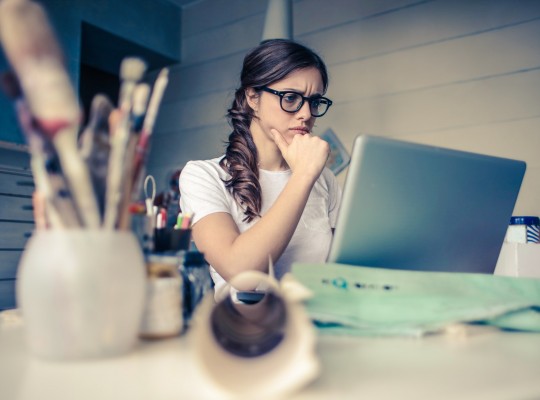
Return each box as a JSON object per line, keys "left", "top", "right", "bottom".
{"left": 290, "top": 127, "right": 310, "bottom": 135}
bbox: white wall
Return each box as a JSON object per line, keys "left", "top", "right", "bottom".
{"left": 146, "top": 0, "right": 540, "bottom": 215}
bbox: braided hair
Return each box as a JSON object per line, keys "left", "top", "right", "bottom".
{"left": 220, "top": 39, "right": 329, "bottom": 222}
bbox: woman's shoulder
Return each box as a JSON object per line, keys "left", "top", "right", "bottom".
{"left": 183, "top": 157, "right": 228, "bottom": 178}
{"left": 184, "top": 157, "right": 223, "bottom": 169}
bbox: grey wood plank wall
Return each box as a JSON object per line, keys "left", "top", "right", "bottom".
{"left": 146, "top": 0, "right": 540, "bottom": 216}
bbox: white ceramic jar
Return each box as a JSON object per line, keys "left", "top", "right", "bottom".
{"left": 16, "top": 230, "right": 146, "bottom": 360}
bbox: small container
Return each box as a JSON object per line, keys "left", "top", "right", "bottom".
{"left": 153, "top": 227, "right": 191, "bottom": 253}
{"left": 505, "top": 216, "right": 540, "bottom": 244}
{"left": 17, "top": 230, "right": 146, "bottom": 360}
{"left": 139, "top": 254, "right": 183, "bottom": 339}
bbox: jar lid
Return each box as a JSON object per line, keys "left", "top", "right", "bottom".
{"left": 510, "top": 216, "right": 540, "bottom": 226}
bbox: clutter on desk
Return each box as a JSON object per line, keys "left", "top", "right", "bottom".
{"left": 190, "top": 267, "right": 319, "bottom": 399}
{"left": 0, "top": 0, "right": 169, "bottom": 360}
{"left": 291, "top": 263, "right": 540, "bottom": 337}
{"left": 131, "top": 175, "right": 193, "bottom": 254}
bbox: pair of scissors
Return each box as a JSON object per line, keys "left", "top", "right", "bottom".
{"left": 144, "top": 175, "right": 156, "bottom": 216}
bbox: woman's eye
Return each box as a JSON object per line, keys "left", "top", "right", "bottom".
{"left": 283, "top": 93, "right": 299, "bottom": 103}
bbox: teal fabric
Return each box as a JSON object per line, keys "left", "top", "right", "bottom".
{"left": 291, "top": 263, "right": 540, "bottom": 337}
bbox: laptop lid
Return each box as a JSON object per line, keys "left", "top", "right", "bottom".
{"left": 327, "top": 134, "right": 526, "bottom": 273}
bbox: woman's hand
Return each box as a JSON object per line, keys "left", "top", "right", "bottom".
{"left": 271, "top": 128, "right": 329, "bottom": 183}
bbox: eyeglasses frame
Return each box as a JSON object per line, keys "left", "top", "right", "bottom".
{"left": 258, "top": 86, "right": 333, "bottom": 117}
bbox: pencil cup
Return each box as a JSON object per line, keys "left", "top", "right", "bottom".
{"left": 16, "top": 230, "right": 146, "bottom": 361}
{"left": 153, "top": 228, "right": 191, "bottom": 253}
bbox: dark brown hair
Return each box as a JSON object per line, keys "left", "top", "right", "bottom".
{"left": 220, "top": 39, "right": 329, "bottom": 222}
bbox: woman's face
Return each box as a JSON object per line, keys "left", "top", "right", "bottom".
{"left": 248, "top": 67, "right": 324, "bottom": 145}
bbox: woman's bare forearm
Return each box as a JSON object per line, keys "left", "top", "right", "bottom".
{"left": 192, "top": 172, "right": 315, "bottom": 280}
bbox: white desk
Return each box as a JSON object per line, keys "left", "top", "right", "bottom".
{"left": 1, "top": 318, "right": 539, "bottom": 400}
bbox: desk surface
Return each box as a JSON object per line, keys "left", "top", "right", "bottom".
{"left": 1, "top": 318, "right": 540, "bottom": 400}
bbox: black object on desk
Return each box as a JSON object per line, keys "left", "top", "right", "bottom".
{"left": 236, "top": 291, "right": 265, "bottom": 304}
{"left": 153, "top": 228, "right": 191, "bottom": 253}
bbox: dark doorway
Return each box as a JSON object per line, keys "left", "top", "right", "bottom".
{"left": 78, "top": 22, "right": 178, "bottom": 125}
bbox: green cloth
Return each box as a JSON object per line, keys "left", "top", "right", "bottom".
{"left": 291, "top": 263, "right": 540, "bottom": 337}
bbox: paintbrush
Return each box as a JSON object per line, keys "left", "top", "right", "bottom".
{"left": 131, "top": 83, "right": 151, "bottom": 133}
{"left": 0, "top": 71, "right": 81, "bottom": 228}
{"left": 103, "top": 57, "right": 147, "bottom": 229}
{"left": 78, "top": 94, "right": 114, "bottom": 219}
{"left": 116, "top": 83, "right": 151, "bottom": 230}
{"left": 0, "top": 0, "right": 79, "bottom": 129}
{"left": 130, "top": 68, "right": 169, "bottom": 202}
{"left": 0, "top": 0, "right": 101, "bottom": 228}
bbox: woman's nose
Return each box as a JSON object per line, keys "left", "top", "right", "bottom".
{"left": 296, "top": 100, "right": 313, "bottom": 120}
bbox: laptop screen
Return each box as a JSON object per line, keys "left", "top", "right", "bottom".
{"left": 327, "top": 134, "right": 526, "bottom": 274}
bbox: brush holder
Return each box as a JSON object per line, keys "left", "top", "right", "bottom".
{"left": 16, "top": 229, "right": 146, "bottom": 360}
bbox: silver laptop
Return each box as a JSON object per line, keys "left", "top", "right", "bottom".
{"left": 327, "top": 134, "right": 526, "bottom": 273}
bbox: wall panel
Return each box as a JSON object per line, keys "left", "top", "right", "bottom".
{"left": 155, "top": 91, "right": 233, "bottom": 133}
{"left": 323, "top": 69, "right": 540, "bottom": 138}
{"left": 165, "top": 54, "right": 243, "bottom": 102}
{"left": 304, "top": 0, "right": 540, "bottom": 66}
{"left": 182, "top": 0, "right": 266, "bottom": 37}
{"left": 146, "top": 0, "right": 540, "bottom": 214}
{"left": 328, "top": 19, "right": 540, "bottom": 102}
{"left": 181, "top": 14, "right": 265, "bottom": 65}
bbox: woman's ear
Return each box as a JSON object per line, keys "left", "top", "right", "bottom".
{"left": 245, "top": 88, "right": 259, "bottom": 112}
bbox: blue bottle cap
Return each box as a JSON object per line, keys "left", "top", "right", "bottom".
{"left": 510, "top": 216, "right": 540, "bottom": 226}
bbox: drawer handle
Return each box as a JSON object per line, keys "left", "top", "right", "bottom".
{"left": 21, "top": 205, "right": 34, "bottom": 211}
{"left": 24, "top": 232, "right": 33, "bottom": 239}
{"left": 16, "top": 180, "right": 35, "bottom": 187}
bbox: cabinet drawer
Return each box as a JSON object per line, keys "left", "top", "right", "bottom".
{"left": 0, "top": 250, "right": 22, "bottom": 279}
{"left": 0, "top": 280, "right": 16, "bottom": 310}
{"left": 0, "top": 195, "right": 33, "bottom": 221}
{"left": 0, "top": 171, "right": 34, "bottom": 196}
{"left": 0, "top": 222, "right": 34, "bottom": 249}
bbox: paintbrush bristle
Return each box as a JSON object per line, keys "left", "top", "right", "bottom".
{"left": 91, "top": 93, "right": 114, "bottom": 116}
{"left": 120, "top": 57, "right": 147, "bottom": 82}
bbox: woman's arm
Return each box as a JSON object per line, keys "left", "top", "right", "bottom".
{"left": 191, "top": 130, "right": 329, "bottom": 281}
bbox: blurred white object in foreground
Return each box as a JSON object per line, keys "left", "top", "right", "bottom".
{"left": 190, "top": 270, "right": 319, "bottom": 399}
{"left": 495, "top": 242, "right": 540, "bottom": 278}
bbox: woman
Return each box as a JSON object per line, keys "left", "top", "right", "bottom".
{"left": 180, "top": 39, "right": 341, "bottom": 296}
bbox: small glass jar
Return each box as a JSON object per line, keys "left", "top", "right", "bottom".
{"left": 139, "top": 254, "right": 183, "bottom": 339}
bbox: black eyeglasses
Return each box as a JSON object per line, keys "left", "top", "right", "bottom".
{"left": 259, "top": 86, "right": 333, "bottom": 117}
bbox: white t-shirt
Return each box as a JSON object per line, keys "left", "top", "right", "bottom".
{"left": 179, "top": 157, "right": 341, "bottom": 295}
